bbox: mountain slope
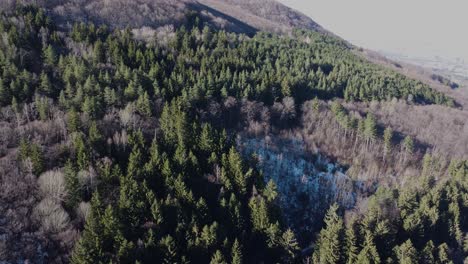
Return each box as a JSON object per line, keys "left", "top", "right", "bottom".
{"left": 4, "top": 0, "right": 324, "bottom": 34}
{"left": 358, "top": 48, "right": 468, "bottom": 108}
{"left": 0, "top": 3, "right": 466, "bottom": 264}
{"left": 197, "top": 0, "right": 324, "bottom": 33}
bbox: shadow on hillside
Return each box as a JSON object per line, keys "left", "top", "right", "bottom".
{"left": 188, "top": 2, "right": 258, "bottom": 36}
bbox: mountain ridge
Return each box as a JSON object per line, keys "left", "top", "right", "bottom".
{"left": 2, "top": 0, "right": 325, "bottom": 35}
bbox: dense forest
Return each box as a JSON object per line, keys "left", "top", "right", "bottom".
{"left": 0, "top": 5, "right": 466, "bottom": 263}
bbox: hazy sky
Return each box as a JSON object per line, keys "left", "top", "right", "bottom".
{"left": 278, "top": 0, "right": 468, "bottom": 61}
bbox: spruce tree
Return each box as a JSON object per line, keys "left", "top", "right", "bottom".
{"left": 101, "top": 205, "right": 120, "bottom": 250}
{"left": 39, "top": 72, "right": 53, "bottom": 96}
{"left": 58, "top": 90, "right": 68, "bottom": 109}
{"left": 67, "top": 109, "right": 81, "bottom": 133}
{"left": 383, "top": 127, "right": 393, "bottom": 158}
{"left": 82, "top": 96, "right": 100, "bottom": 119}
{"left": 356, "top": 232, "right": 380, "bottom": 264}
{"left": 364, "top": 113, "right": 377, "bottom": 147}
{"left": 74, "top": 134, "right": 89, "bottom": 170}
{"left": 281, "top": 229, "right": 299, "bottom": 262}
{"left": 437, "top": 243, "right": 451, "bottom": 264}
{"left": 35, "top": 96, "right": 49, "bottom": 121}
{"left": 224, "top": 147, "right": 250, "bottom": 195}
{"left": 118, "top": 174, "right": 147, "bottom": 232}
{"left": 64, "top": 160, "right": 80, "bottom": 209}
{"left": 88, "top": 121, "right": 102, "bottom": 147}
{"left": 136, "top": 91, "right": 152, "bottom": 117}
{"left": 150, "top": 199, "right": 163, "bottom": 226}
{"left": 18, "top": 138, "right": 29, "bottom": 163}
{"left": 345, "top": 222, "right": 359, "bottom": 264}
{"left": 231, "top": 239, "right": 243, "bottom": 264}
{"left": 199, "top": 123, "right": 215, "bottom": 153}
{"left": 210, "top": 250, "right": 227, "bottom": 264}
{"left": 421, "top": 240, "right": 436, "bottom": 264}
{"left": 71, "top": 192, "right": 106, "bottom": 264}
{"left": 249, "top": 196, "right": 269, "bottom": 231}
{"left": 93, "top": 40, "right": 105, "bottom": 63}
{"left": 403, "top": 136, "right": 414, "bottom": 163}
{"left": 312, "top": 204, "right": 344, "bottom": 264}
{"left": 30, "top": 143, "right": 44, "bottom": 176}
{"left": 263, "top": 180, "right": 278, "bottom": 202}
{"left": 394, "top": 239, "right": 418, "bottom": 264}
{"left": 43, "top": 44, "right": 57, "bottom": 66}
{"left": 159, "top": 235, "right": 178, "bottom": 264}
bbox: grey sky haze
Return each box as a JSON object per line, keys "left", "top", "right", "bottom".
{"left": 278, "top": 0, "right": 468, "bottom": 61}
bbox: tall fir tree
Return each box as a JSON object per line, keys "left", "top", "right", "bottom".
{"left": 312, "top": 204, "right": 345, "bottom": 264}
{"left": 231, "top": 239, "right": 243, "bottom": 264}
{"left": 394, "top": 239, "right": 418, "bottom": 264}
{"left": 356, "top": 232, "right": 380, "bottom": 264}
{"left": 71, "top": 192, "right": 107, "bottom": 264}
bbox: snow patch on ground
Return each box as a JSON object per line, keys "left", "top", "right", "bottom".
{"left": 238, "top": 136, "right": 358, "bottom": 242}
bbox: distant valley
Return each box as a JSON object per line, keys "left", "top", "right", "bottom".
{"left": 383, "top": 52, "right": 468, "bottom": 85}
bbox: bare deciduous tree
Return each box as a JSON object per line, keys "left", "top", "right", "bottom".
{"left": 33, "top": 198, "right": 70, "bottom": 234}
{"left": 76, "top": 202, "right": 91, "bottom": 224}
{"left": 38, "top": 170, "right": 67, "bottom": 202}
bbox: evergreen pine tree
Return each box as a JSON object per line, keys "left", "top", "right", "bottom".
{"left": 231, "top": 239, "right": 243, "bottom": 264}
{"left": 394, "top": 239, "right": 418, "bottom": 264}
{"left": 437, "top": 243, "right": 452, "bottom": 264}
{"left": 64, "top": 160, "right": 80, "bottom": 208}
{"left": 104, "top": 87, "right": 118, "bottom": 106}
{"left": 74, "top": 134, "right": 89, "bottom": 170}
{"left": 403, "top": 136, "right": 414, "bottom": 162}
{"left": 18, "top": 138, "right": 29, "bottom": 163}
{"left": 224, "top": 147, "right": 250, "bottom": 195}
{"left": 364, "top": 113, "right": 377, "bottom": 147}
{"left": 101, "top": 205, "right": 120, "bottom": 250}
{"left": 58, "top": 90, "right": 68, "bottom": 109}
{"left": 281, "top": 229, "right": 299, "bottom": 262}
{"left": 82, "top": 96, "right": 100, "bottom": 119}
{"left": 344, "top": 222, "right": 359, "bottom": 264}
{"left": 356, "top": 232, "right": 380, "bottom": 264}
{"left": 210, "top": 250, "right": 227, "bottom": 264}
{"left": 71, "top": 192, "right": 107, "bottom": 264}
{"left": 35, "top": 96, "right": 49, "bottom": 121}
{"left": 39, "top": 72, "right": 53, "bottom": 96}
{"left": 67, "top": 109, "right": 81, "bottom": 133}
{"left": 249, "top": 196, "right": 270, "bottom": 231}
{"left": 43, "top": 44, "right": 57, "bottom": 66}
{"left": 136, "top": 91, "right": 152, "bottom": 117}
{"left": 88, "top": 121, "right": 102, "bottom": 147}
{"left": 199, "top": 123, "right": 215, "bottom": 153}
{"left": 263, "top": 180, "right": 278, "bottom": 202}
{"left": 159, "top": 235, "right": 178, "bottom": 264}
{"left": 150, "top": 199, "right": 163, "bottom": 226}
{"left": 30, "top": 143, "right": 44, "bottom": 176}
{"left": 118, "top": 174, "right": 147, "bottom": 232}
{"left": 312, "top": 204, "right": 345, "bottom": 264}
{"left": 93, "top": 40, "right": 105, "bottom": 63}
{"left": 383, "top": 127, "right": 393, "bottom": 159}
{"left": 421, "top": 240, "right": 436, "bottom": 264}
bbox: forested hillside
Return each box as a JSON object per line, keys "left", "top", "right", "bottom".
{"left": 0, "top": 5, "right": 466, "bottom": 263}
{"left": 0, "top": 0, "right": 324, "bottom": 35}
